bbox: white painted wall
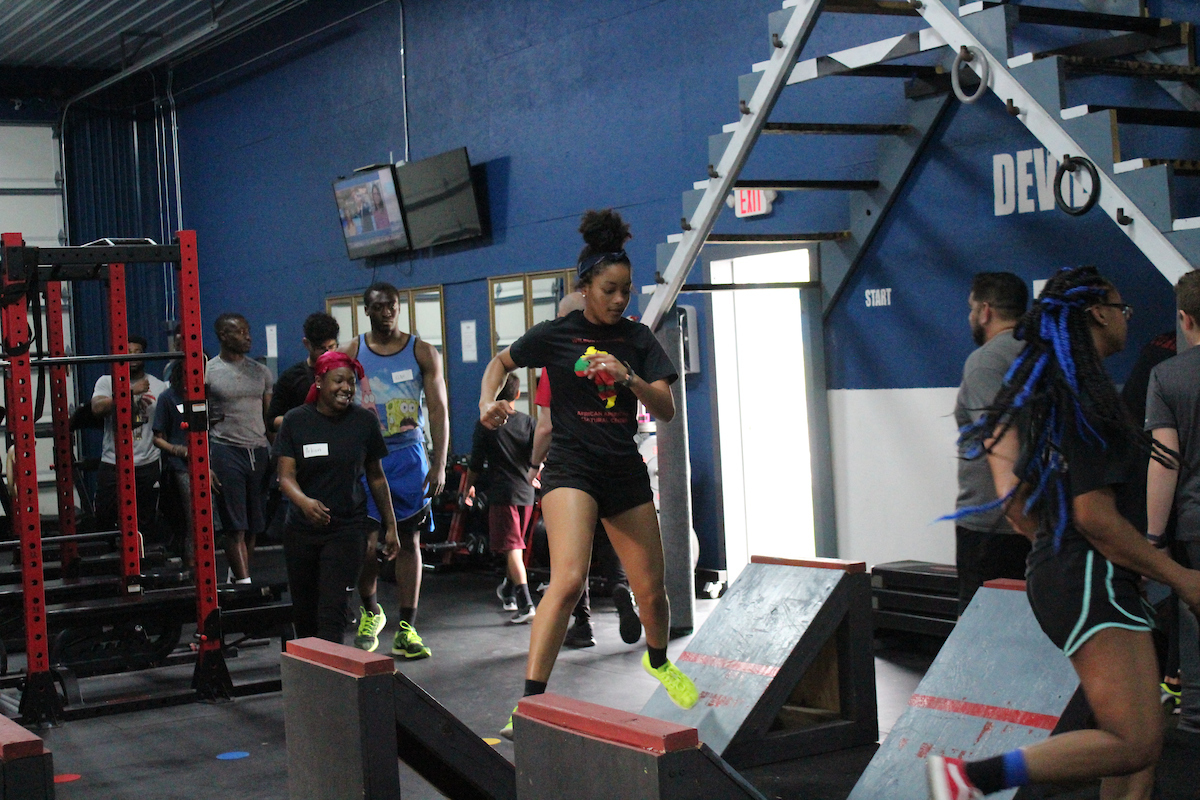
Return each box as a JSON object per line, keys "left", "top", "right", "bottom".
{"left": 828, "top": 386, "right": 960, "bottom": 567}
{"left": 0, "top": 124, "right": 73, "bottom": 514}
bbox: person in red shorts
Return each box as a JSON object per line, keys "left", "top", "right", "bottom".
{"left": 464, "top": 373, "right": 537, "bottom": 623}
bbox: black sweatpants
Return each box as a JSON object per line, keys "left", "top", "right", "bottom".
{"left": 283, "top": 522, "right": 366, "bottom": 643}
{"left": 96, "top": 460, "right": 161, "bottom": 544}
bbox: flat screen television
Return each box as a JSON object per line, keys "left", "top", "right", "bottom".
{"left": 333, "top": 165, "right": 410, "bottom": 259}
{"left": 395, "top": 147, "right": 483, "bottom": 250}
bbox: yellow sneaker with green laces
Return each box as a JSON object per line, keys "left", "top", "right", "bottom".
{"left": 391, "top": 620, "right": 431, "bottom": 659}
{"left": 354, "top": 606, "right": 386, "bottom": 652}
{"left": 499, "top": 704, "right": 519, "bottom": 740}
{"left": 642, "top": 652, "right": 699, "bottom": 709}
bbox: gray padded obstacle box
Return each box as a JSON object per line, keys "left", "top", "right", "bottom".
{"left": 0, "top": 715, "right": 54, "bottom": 800}
{"left": 281, "top": 637, "right": 516, "bottom": 800}
{"left": 281, "top": 638, "right": 400, "bottom": 800}
{"left": 642, "top": 555, "right": 878, "bottom": 768}
{"left": 849, "top": 580, "right": 1088, "bottom": 800}
{"left": 514, "top": 692, "right": 767, "bottom": 800}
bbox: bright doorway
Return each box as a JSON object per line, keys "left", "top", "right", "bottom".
{"left": 711, "top": 249, "right": 816, "bottom": 581}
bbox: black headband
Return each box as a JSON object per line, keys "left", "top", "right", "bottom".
{"left": 577, "top": 250, "right": 629, "bottom": 278}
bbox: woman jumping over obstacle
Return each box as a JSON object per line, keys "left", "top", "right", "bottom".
{"left": 274, "top": 351, "right": 400, "bottom": 643}
{"left": 479, "top": 209, "right": 699, "bottom": 738}
{"left": 930, "top": 266, "right": 1200, "bottom": 800}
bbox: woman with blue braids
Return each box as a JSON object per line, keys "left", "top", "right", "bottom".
{"left": 929, "top": 267, "right": 1200, "bottom": 800}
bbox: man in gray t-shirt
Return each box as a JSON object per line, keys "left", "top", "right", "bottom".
{"left": 1146, "top": 270, "right": 1200, "bottom": 733}
{"left": 207, "top": 313, "right": 273, "bottom": 583}
{"left": 953, "top": 273, "right": 1031, "bottom": 614}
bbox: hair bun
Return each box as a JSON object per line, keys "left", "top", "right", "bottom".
{"left": 579, "top": 209, "right": 631, "bottom": 252}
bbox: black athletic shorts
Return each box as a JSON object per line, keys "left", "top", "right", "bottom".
{"left": 540, "top": 453, "right": 653, "bottom": 519}
{"left": 1026, "top": 546, "right": 1153, "bottom": 657}
{"left": 211, "top": 443, "right": 270, "bottom": 534}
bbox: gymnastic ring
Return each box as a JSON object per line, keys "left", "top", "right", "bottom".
{"left": 951, "top": 45, "right": 990, "bottom": 104}
{"left": 1054, "top": 156, "right": 1100, "bottom": 216}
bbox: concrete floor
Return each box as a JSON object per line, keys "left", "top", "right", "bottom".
{"left": 29, "top": 563, "right": 932, "bottom": 800}
{"left": 12, "top": 550, "right": 1200, "bottom": 799}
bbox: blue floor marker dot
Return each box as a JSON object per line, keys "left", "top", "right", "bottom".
{"left": 216, "top": 751, "right": 250, "bottom": 761}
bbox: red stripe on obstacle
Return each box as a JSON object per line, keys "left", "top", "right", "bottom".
{"left": 908, "top": 694, "right": 1058, "bottom": 730}
{"left": 677, "top": 651, "right": 780, "bottom": 678}
{"left": 285, "top": 637, "right": 395, "bottom": 677}
{"left": 983, "top": 579, "right": 1026, "bottom": 592}
{"left": 751, "top": 555, "right": 867, "bottom": 573}
{"left": 518, "top": 693, "right": 699, "bottom": 754}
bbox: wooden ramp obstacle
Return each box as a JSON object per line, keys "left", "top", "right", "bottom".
{"left": 848, "top": 580, "right": 1087, "bottom": 800}
{"left": 642, "top": 556, "right": 878, "bottom": 767}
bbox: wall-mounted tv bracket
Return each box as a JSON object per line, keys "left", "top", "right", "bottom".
{"left": 0, "top": 230, "right": 228, "bottom": 725}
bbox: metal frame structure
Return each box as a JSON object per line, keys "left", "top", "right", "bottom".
{"left": 638, "top": 0, "right": 1198, "bottom": 576}
{"left": 917, "top": 0, "right": 1195, "bottom": 285}
{"left": 0, "top": 230, "right": 230, "bottom": 724}
{"left": 44, "top": 283, "right": 79, "bottom": 579}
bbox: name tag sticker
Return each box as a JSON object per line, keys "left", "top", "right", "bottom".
{"left": 392, "top": 369, "right": 414, "bottom": 383}
{"left": 303, "top": 443, "right": 329, "bottom": 458}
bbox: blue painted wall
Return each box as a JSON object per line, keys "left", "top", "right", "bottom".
{"left": 159, "top": 0, "right": 1200, "bottom": 569}
{"left": 825, "top": 98, "right": 1182, "bottom": 391}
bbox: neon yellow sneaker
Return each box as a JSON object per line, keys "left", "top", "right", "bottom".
{"left": 643, "top": 652, "right": 698, "bottom": 709}
{"left": 1162, "top": 681, "right": 1181, "bottom": 710}
{"left": 499, "top": 704, "right": 519, "bottom": 740}
{"left": 354, "top": 606, "right": 387, "bottom": 652}
{"left": 391, "top": 620, "right": 431, "bottom": 659}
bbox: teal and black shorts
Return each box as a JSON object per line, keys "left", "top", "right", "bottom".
{"left": 1026, "top": 547, "right": 1153, "bottom": 657}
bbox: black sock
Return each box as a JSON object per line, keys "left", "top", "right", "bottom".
{"left": 400, "top": 606, "right": 417, "bottom": 626}
{"left": 647, "top": 645, "right": 668, "bottom": 669}
{"left": 362, "top": 593, "right": 379, "bottom": 615}
{"left": 523, "top": 679, "right": 547, "bottom": 697}
{"left": 516, "top": 583, "right": 533, "bottom": 609}
{"left": 964, "top": 755, "right": 1006, "bottom": 795}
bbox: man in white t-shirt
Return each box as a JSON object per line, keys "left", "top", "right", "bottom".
{"left": 91, "top": 335, "right": 167, "bottom": 542}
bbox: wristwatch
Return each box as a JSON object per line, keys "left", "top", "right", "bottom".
{"left": 616, "top": 361, "right": 636, "bottom": 388}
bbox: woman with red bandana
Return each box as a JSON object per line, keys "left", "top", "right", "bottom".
{"left": 274, "top": 351, "right": 400, "bottom": 642}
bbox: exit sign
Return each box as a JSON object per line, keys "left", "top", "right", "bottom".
{"left": 729, "top": 188, "right": 776, "bottom": 218}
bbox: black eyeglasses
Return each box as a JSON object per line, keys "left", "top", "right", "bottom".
{"left": 1095, "top": 302, "right": 1133, "bottom": 320}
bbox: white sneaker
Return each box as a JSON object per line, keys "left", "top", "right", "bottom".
{"left": 509, "top": 606, "right": 536, "bottom": 624}
{"left": 497, "top": 580, "right": 517, "bottom": 611}
{"left": 927, "top": 755, "right": 984, "bottom": 800}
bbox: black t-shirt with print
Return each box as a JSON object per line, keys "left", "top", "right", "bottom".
{"left": 273, "top": 404, "right": 388, "bottom": 530}
{"left": 508, "top": 310, "right": 677, "bottom": 463}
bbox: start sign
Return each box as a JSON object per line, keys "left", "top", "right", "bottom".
{"left": 727, "top": 188, "right": 777, "bottom": 218}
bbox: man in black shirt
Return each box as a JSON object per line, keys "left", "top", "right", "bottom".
{"left": 268, "top": 313, "right": 340, "bottom": 432}
{"left": 464, "top": 374, "right": 537, "bottom": 622}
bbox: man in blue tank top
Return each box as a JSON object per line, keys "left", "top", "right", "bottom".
{"left": 342, "top": 282, "right": 448, "bottom": 658}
